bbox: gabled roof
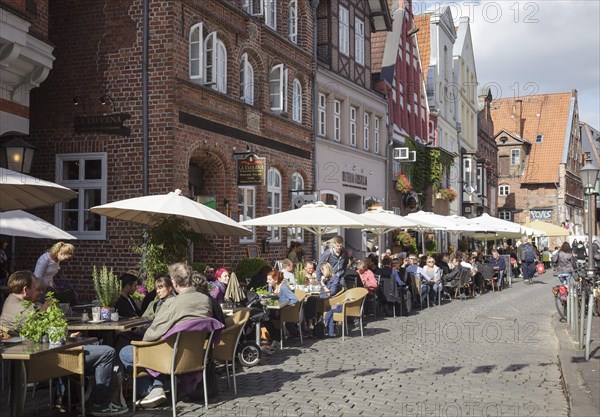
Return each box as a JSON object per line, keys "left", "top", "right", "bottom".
{"left": 494, "top": 129, "right": 530, "bottom": 146}
{"left": 491, "top": 92, "right": 575, "bottom": 183}
{"left": 414, "top": 14, "right": 430, "bottom": 85}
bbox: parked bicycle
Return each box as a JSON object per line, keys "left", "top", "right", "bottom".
{"left": 553, "top": 265, "right": 599, "bottom": 321}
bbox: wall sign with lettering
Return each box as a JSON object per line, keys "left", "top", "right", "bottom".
{"left": 530, "top": 209, "right": 552, "bottom": 221}
{"left": 73, "top": 113, "right": 131, "bottom": 136}
{"left": 237, "top": 154, "right": 266, "bottom": 186}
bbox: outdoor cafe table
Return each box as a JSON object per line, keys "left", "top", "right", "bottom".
{"left": 1, "top": 336, "right": 96, "bottom": 417}
{"left": 67, "top": 316, "right": 152, "bottom": 332}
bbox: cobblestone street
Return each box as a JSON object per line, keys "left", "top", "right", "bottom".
{"left": 3, "top": 272, "right": 576, "bottom": 417}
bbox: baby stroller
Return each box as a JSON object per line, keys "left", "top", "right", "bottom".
{"left": 235, "top": 291, "right": 270, "bottom": 367}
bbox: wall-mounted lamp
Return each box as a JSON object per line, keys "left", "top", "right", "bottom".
{"left": 0, "top": 137, "right": 38, "bottom": 174}
{"left": 100, "top": 95, "right": 118, "bottom": 112}
{"left": 500, "top": 136, "right": 508, "bottom": 144}
{"left": 73, "top": 96, "right": 87, "bottom": 114}
{"left": 406, "top": 26, "right": 419, "bottom": 37}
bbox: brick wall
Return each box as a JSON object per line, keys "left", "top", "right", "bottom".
{"left": 23, "top": 0, "right": 315, "bottom": 299}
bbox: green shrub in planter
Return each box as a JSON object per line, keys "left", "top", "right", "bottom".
{"left": 235, "top": 258, "right": 269, "bottom": 284}
{"left": 17, "top": 292, "right": 67, "bottom": 343}
{"left": 425, "top": 239, "right": 437, "bottom": 255}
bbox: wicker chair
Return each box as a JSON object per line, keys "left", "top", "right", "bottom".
{"left": 213, "top": 309, "right": 250, "bottom": 395}
{"left": 131, "top": 317, "right": 223, "bottom": 416}
{"left": 331, "top": 287, "right": 368, "bottom": 341}
{"left": 278, "top": 289, "right": 306, "bottom": 349}
{"left": 26, "top": 346, "right": 87, "bottom": 416}
{"left": 315, "top": 288, "right": 346, "bottom": 319}
{"left": 410, "top": 273, "right": 429, "bottom": 309}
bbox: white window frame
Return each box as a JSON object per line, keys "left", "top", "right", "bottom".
{"left": 265, "top": 0, "right": 276, "bottom": 29}
{"left": 55, "top": 153, "right": 108, "bottom": 240}
{"left": 333, "top": 100, "right": 341, "bottom": 142}
{"left": 350, "top": 106, "right": 357, "bottom": 147}
{"left": 339, "top": 6, "right": 349, "bottom": 55}
{"left": 267, "top": 168, "right": 282, "bottom": 242}
{"left": 288, "top": 0, "right": 297, "bottom": 43}
{"left": 289, "top": 172, "right": 305, "bottom": 242}
{"left": 292, "top": 78, "right": 302, "bottom": 122}
{"left": 238, "top": 186, "right": 256, "bottom": 243}
{"left": 499, "top": 185, "right": 510, "bottom": 196}
{"left": 269, "top": 64, "right": 288, "bottom": 112}
{"left": 243, "top": 0, "right": 264, "bottom": 16}
{"left": 318, "top": 93, "right": 326, "bottom": 136}
{"left": 189, "top": 23, "right": 203, "bottom": 80}
{"left": 374, "top": 117, "right": 380, "bottom": 154}
{"left": 363, "top": 112, "right": 370, "bottom": 151}
{"left": 511, "top": 149, "right": 520, "bottom": 165}
{"left": 354, "top": 18, "right": 364, "bottom": 65}
{"left": 499, "top": 210, "right": 512, "bottom": 221}
{"left": 204, "top": 33, "right": 227, "bottom": 93}
{"left": 240, "top": 53, "right": 254, "bottom": 105}
{"left": 189, "top": 24, "right": 227, "bottom": 93}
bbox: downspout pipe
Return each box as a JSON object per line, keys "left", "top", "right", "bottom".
{"left": 311, "top": 0, "right": 319, "bottom": 255}
{"left": 142, "top": 0, "right": 149, "bottom": 195}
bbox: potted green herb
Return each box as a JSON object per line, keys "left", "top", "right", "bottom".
{"left": 92, "top": 265, "right": 120, "bottom": 321}
{"left": 18, "top": 292, "right": 68, "bottom": 344}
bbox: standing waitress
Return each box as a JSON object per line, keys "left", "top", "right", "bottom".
{"left": 34, "top": 242, "right": 75, "bottom": 292}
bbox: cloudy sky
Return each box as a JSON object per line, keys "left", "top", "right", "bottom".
{"left": 418, "top": 0, "right": 600, "bottom": 129}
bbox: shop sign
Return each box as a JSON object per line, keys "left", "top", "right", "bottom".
{"left": 73, "top": 113, "right": 131, "bottom": 136}
{"left": 530, "top": 209, "right": 552, "bottom": 221}
{"left": 237, "top": 154, "right": 266, "bottom": 186}
{"left": 342, "top": 171, "right": 367, "bottom": 189}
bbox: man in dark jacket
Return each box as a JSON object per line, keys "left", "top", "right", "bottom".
{"left": 517, "top": 236, "right": 538, "bottom": 283}
{"left": 316, "top": 235, "right": 348, "bottom": 295}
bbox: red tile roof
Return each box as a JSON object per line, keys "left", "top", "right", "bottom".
{"left": 491, "top": 92, "right": 574, "bottom": 183}
{"left": 414, "top": 14, "right": 430, "bottom": 84}
{"left": 371, "top": 32, "right": 387, "bottom": 74}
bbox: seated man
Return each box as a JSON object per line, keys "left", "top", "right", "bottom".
{"left": 115, "top": 272, "right": 142, "bottom": 318}
{"left": 487, "top": 249, "right": 506, "bottom": 289}
{"left": 119, "top": 262, "right": 213, "bottom": 408}
{"left": 0, "top": 271, "right": 126, "bottom": 417}
{"left": 405, "top": 255, "right": 429, "bottom": 302}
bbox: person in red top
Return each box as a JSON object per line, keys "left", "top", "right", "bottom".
{"left": 356, "top": 260, "right": 378, "bottom": 294}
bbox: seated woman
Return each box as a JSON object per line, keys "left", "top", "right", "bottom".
{"left": 356, "top": 260, "right": 378, "bottom": 294}
{"left": 421, "top": 256, "right": 443, "bottom": 303}
{"left": 142, "top": 274, "right": 174, "bottom": 319}
{"left": 263, "top": 269, "right": 299, "bottom": 347}
{"left": 209, "top": 267, "right": 230, "bottom": 304}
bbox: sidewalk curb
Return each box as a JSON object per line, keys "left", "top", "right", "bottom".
{"left": 554, "top": 316, "right": 600, "bottom": 417}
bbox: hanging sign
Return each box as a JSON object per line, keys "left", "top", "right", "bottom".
{"left": 237, "top": 153, "right": 266, "bottom": 186}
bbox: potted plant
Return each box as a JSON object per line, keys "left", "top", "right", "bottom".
{"left": 395, "top": 174, "right": 413, "bottom": 193}
{"left": 17, "top": 292, "right": 68, "bottom": 344}
{"left": 92, "top": 265, "right": 121, "bottom": 321}
{"left": 438, "top": 187, "right": 458, "bottom": 202}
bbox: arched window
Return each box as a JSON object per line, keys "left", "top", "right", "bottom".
{"left": 189, "top": 23, "right": 227, "bottom": 93}
{"left": 292, "top": 78, "right": 302, "bottom": 122}
{"left": 269, "top": 64, "right": 287, "bottom": 112}
{"left": 289, "top": 172, "right": 305, "bottom": 242}
{"left": 239, "top": 53, "right": 254, "bottom": 105}
{"left": 267, "top": 168, "right": 282, "bottom": 242}
{"left": 288, "top": 0, "right": 298, "bottom": 43}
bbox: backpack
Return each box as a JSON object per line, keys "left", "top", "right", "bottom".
{"left": 312, "top": 321, "right": 325, "bottom": 338}
{"left": 523, "top": 244, "right": 535, "bottom": 262}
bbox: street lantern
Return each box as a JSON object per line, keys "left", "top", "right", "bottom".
{"left": 580, "top": 162, "right": 599, "bottom": 194}
{"left": 0, "top": 137, "right": 37, "bottom": 174}
{"left": 580, "top": 161, "right": 599, "bottom": 281}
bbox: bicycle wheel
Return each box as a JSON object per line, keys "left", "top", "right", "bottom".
{"left": 554, "top": 297, "right": 567, "bottom": 321}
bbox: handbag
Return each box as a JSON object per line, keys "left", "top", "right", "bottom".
{"left": 536, "top": 263, "right": 545, "bottom": 275}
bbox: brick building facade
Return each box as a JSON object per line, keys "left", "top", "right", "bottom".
{"left": 493, "top": 91, "right": 583, "bottom": 247}
{"left": 11, "top": 0, "right": 316, "bottom": 296}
